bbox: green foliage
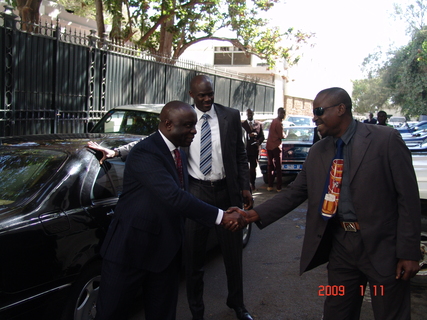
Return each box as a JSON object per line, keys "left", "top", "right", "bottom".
{"left": 352, "top": 75, "right": 391, "bottom": 114}
{"left": 382, "top": 28, "right": 427, "bottom": 117}
{"left": 64, "top": 0, "right": 313, "bottom": 68}
{"left": 354, "top": 0, "right": 427, "bottom": 118}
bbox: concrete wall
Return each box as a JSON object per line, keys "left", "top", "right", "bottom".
{"left": 284, "top": 95, "right": 313, "bottom": 116}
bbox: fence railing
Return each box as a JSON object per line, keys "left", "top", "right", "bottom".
{"left": 0, "top": 5, "right": 275, "bottom": 136}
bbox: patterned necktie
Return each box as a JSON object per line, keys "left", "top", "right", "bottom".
{"left": 200, "top": 113, "right": 212, "bottom": 175}
{"left": 173, "top": 149, "right": 184, "bottom": 188}
{"left": 320, "top": 138, "right": 344, "bottom": 220}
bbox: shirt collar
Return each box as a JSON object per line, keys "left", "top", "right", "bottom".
{"left": 339, "top": 119, "right": 357, "bottom": 145}
{"left": 194, "top": 104, "right": 216, "bottom": 120}
{"left": 159, "top": 130, "right": 177, "bottom": 153}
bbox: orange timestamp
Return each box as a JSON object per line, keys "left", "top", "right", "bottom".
{"left": 318, "top": 285, "right": 385, "bottom": 296}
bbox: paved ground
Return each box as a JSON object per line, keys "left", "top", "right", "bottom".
{"left": 131, "top": 173, "right": 427, "bottom": 320}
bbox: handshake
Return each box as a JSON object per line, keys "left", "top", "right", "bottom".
{"left": 221, "top": 207, "right": 257, "bottom": 232}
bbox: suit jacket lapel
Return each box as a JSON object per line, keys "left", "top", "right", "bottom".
{"left": 152, "top": 131, "right": 182, "bottom": 188}
{"left": 349, "top": 124, "right": 371, "bottom": 183}
{"left": 319, "top": 137, "right": 336, "bottom": 177}
{"left": 214, "top": 104, "right": 228, "bottom": 153}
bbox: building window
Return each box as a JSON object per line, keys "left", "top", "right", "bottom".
{"left": 214, "top": 46, "right": 251, "bottom": 65}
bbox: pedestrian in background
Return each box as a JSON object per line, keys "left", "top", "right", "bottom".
{"left": 242, "top": 108, "right": 265, "bottom": 191}
{"left": 266, "top": 107, "right": 285, "bottom": 192}
{"left": 363, "top": 112, "right": 377, "bottom": 124}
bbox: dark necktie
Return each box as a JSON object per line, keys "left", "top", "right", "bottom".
{"left": 173, "top": 149, "right": 184, "bottom": 188}
{"left": 320, "top": 138, "right": 344, "bottom": 220}
{"left": 200, "top": 114, "right": 212, "bottom": 175}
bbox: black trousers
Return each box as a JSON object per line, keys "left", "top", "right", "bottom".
{"left": 95, "top": 252, "right": 181, "bottom": 320}
{"left": 323, "top": 226, "right": 411, "bottom": 320}
{"left": 184, "top": 179, "right": 244, "bottom": 318}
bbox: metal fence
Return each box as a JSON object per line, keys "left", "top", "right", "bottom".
{"left": 0, "top": 7, "right": 275, "bottom": 136}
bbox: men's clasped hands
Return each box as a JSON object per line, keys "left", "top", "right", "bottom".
{"left": 222, "top": 207, "right": 252, "bottom": 232}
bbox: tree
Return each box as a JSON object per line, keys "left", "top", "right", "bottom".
{"left": 14, "top": 0, "right": 42, "bottom": 31}
{"left": 99, "top": 0, "right": 313, "bottom": 68}
{"left": 353, "top": 0, "right": 427, "bottom": 118}
{"left": 352, "top": 75, "right": 391, "bottom": 114}
{"left": 382, "top": 28, "right": 427, "bottom": 117}
{"left": 10, "top": 0, "right": 313, "bottom": 69}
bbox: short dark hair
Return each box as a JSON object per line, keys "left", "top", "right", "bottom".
{"left": 317, "top": 87, "right": 352, "bottom": 111}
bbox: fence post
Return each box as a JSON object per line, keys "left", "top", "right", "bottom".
{"left": 1, "top": 5, "right": 18, "bottom": 136}
{"left": 87, "top": 30, "right": 99, "bottom": 132}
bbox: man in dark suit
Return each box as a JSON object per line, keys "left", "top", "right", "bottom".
{"left": 242, "top": 108, "right": 265, "bottom": 191}
{"left": 240, "top": 87, "right": 421, "bottom": 319}
{"left": 363, "top": 112, "right": 377, "bottom": 124}
{"left": 89, "top": 76, "right": 254, "bottom": 320}
{"left": 184, "top": 75, "right": 253, "bottom": 320}
{"left": 94, "top": 101, "right": 245, "bottom": 320}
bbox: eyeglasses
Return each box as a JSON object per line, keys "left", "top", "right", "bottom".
{"left": 313, "top": 103, "right": 342, "bottom": 116}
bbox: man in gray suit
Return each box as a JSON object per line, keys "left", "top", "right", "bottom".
{"left": 241, "top": 87, "right": 421, "bottom": 319}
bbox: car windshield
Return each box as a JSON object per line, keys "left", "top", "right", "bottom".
{"left": 284, "top": 127, "right": 314, "bottom": 142}
{"left": 0, "top": 149, "right": 66, "bottom": 207}
{"left": 91, "top": 110, "right": 160, "bottom": 135}
{"left": 286, "top": 116, "right": 313, "bottom": 126}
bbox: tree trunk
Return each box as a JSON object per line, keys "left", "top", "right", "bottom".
{"left": 94, "top": 0, "right": 106, "bottom": 39}
{"left": 16, "top": 0, "right": 42, "bottom": 32}
{"left": 158, "top": 0, "right": 175, "bottom": 62}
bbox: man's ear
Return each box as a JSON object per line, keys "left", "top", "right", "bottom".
{"left": 165, "top": 119, "right": 173, "bottom": 130}
{"left": 337, "top": 103, "right": 347, "bottom": 116}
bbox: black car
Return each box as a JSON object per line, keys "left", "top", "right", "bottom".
{"left": 259, "top": 126, "right": 316, "bottom": 184}
{"left": 0, "top": 133, "right": 141, "bottom": 320}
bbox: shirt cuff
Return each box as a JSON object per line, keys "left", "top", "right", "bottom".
{"left": 215, "top": 209, "right": 224, "bottom": 225}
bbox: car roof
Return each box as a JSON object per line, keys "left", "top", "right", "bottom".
{"left": 111, "top": 104, "right": 165, "bottom": 114}
{"left": 0, "top": 133, "right": 142, "bottom": 151}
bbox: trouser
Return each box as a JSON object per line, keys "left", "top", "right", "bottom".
{"left": 95, "top": 253, "right": 181, "bottom": 320}
{"left": 323, "top": 227, "right": 411, "bottom": 320}
{"left": 185, "top": 179, "right": 244, "bottom": 318}
{"left": 247, "top": 153, "right": 259, "bottom": 187}
{"left": 267, "top": 147, "right": 282, "bottom": 189}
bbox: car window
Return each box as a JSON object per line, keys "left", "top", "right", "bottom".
{"left": 286, "top": 116, "right": 313, "bottom": 126}
{"left": 91, "top": 158, "right": 125, "bottom": 200}
{"left": 284, "top": 127, "right": 314, "bottom": 142}
{"left": 0, "top": 149, "right": 66, "bottom": 207}
{"left": 91, "top": 110, "right": 159, "bottom": 135}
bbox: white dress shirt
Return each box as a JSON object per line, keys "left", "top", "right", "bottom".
{"left": 158, "top": 130, "right": 223, "bottom": 224}
{"left": 188, "top": 104, "right": 225, "bottom": 181}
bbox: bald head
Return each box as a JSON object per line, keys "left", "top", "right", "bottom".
{"left": 189, "top": 75, "right": 215, "bottom": 112}
{"left": 159, "top": 101, "right": 197, "bottom": 147}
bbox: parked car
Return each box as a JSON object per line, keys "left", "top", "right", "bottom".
{"left": 262, "top": 119, "right": 295, "bottom": 140}
{"left": 0, "top": 133, "right": 141, "bottom": 320}
{"left": 258, "top": 126, "right": 316, "bottom": 184}
{"left": 397, "top": 121, "right": 427, "bottom": 134}
{"left": 89, "top": 104, "right": 164, "bottom": 134}
{"left": 285, "top": 115, "right": 315, "bottom": 127}
{"left": 402, "top": 128, "right": 427, "bottom": 152}
{"left": 389, "top": 116, "right": 407, "bottom": 128}
{"left": 410, "top": 154, "right": 427, "bottom": 286}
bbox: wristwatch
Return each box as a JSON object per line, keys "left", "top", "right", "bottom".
{"left": 113, "top": 148, "right": 122, "bottom": 157}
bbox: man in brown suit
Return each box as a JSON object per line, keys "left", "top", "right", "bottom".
{"left": 240, "top": 87, "right": 421, "bottom": 320}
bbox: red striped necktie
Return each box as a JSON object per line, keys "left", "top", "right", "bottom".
{"left": 174, "top": 149, "right": 184, "bottom": 189}
{"left": 320, "top": 138, "right": 344, "bottom": 220}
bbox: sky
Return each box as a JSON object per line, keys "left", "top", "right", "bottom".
{"left": 273, "top": 0, "right": 412, "bottom": 99}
